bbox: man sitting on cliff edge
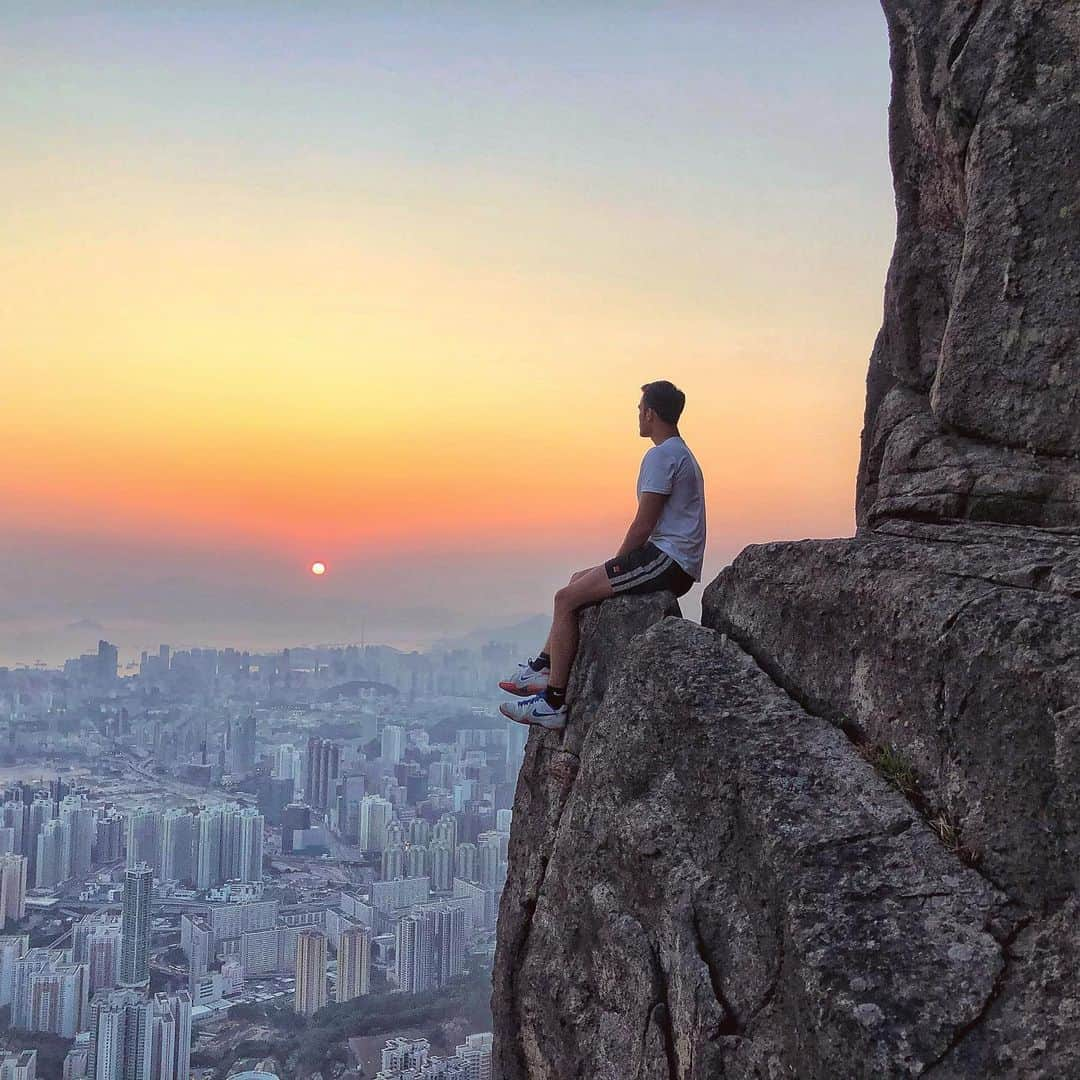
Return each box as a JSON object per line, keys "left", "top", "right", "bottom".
{"left": 499, "top": 380, "right": 706, "bottom": 731}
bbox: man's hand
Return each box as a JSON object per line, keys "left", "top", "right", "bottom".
{"left": 615, "top": 491, "right": 667, "bottom": 558}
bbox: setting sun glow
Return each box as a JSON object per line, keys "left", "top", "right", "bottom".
{"left": 311, "top": 562, "right": 327, "bottom": 577}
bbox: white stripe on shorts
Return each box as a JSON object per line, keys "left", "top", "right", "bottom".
{"left": 610, "top": 551, "right": 672, "bottom": 589}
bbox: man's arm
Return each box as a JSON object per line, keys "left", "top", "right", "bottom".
{"left": 615, "top": 491, "right": 667, "bottom": 558}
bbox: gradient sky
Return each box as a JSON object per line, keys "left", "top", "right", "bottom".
{"left": 1, "top": 3, "right": 894, "bottom": 666}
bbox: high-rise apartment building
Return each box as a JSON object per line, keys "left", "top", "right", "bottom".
{"left": 0, "top": 1049, "right": 36, "bottom": 1080}
{"left": 194, "top": 808, "right": 222, "bottom": 890}
{"left": 454, "top": 1032, "right": 494, "bottom": 1080}
{"left": 428, "top": 843, "right": 453, "bottom": 893}
{"left": 359, "top": 796, "right": 393, "bottom": 852}
{"left": 0, "top": 936, "right": 28, "bottom": 1007}
{"left": 336, "top": 926, "right": 370, "bottom": 1003}
{"left": 294, "top": 930, "right": 327, "bottom": 1017}
{"left": 454, "top": 843, "right": 477, "bottom": 883}
{"left": 433, "top": 815, "right": 458, "bottom": 851}
{"left": 34, "top": 820, "right": 64, "bottom": 890}
{"left": 179, "top": 915, "right": 211, "bottom": 987}
{"left": 381, "top": 843, "right": 405, "bottom": 882}
{"left": 406, "top": 844, "right": 428, "bottom": 879}
{"left": 475, "top": 833, "right": 502, "bottom": 889}
{"left": 12, "top": 948, "right": 88, "bottom": 1037}
{"left": 86, "top": 989, "right": 151, "bottom": 1080}
{"left": 120, "top": 864, "right": 152, "bottom": 988}
{"left": 394, "top": 903, "right": 464, "bottom": 995}
{"left": 237, "top": 809, "right": 264, "bottom": 883}
{"left": 94, "top": 812, "right": 125, "bottom": 864}
{"left": 25, "top": 798, "right": 54, "bottom": 885}
{"left": 273, "top": 744, "right": 303, "bottom": 782}
{"left": 0, "top": 856, "right": 27, "bottom": 928}
{"left": 226, "top": 715, "right": 257, "bottom": 777}
{"left": 304, "top": 738, "right": 341, "bottom": 810}
{"left": 73, "top": 912, "right": 123, "bottom": 993}
{"left": 126, "top": 810, "right": 161, "bottom": 876}
{"left": 160, "top": 810, "right": 193, "bottom": 885}
{"left": 380, "top": 725, "right": 405, "bottom": 764}
{"left": 85, "top": 988, "right": 188, "bottom": 1080}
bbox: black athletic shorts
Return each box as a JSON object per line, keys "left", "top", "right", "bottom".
{"left": 604, "top": 542, "right": 694, "bottom": 598}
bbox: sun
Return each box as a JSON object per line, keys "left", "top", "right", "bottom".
{"left": 310, "top": 561, "right": 327, "bottom": 576}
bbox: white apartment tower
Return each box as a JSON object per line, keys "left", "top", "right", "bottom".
{"left": 336, "top": 925, "right": 370, "bottom": 1003}
{"left": 120, "top": 864, "right": 152, "bottom": 989}
{"left": 294, "top": 930, "right": 327, "bottom": 1017}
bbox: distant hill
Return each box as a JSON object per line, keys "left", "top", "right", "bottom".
{"left": 431, "top": 614, "right": 549, "bottom": 655}
{"left": 318, "top": 679, "right": 398, "bottom": 702}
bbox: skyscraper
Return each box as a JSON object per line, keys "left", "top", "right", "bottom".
{"left": 120, "top": 864, "right": 152, "bottom": 989}
{"left": 160, "top": 810, "right": 193, "bottom": 885}
{"left": 126, "top": 810, "right": 161, "bottom": 875}
{"left": 358, "top": 796, "right": 393, "bottom": 852}
{"left": 97, "top": 640, "right": 119, "bottom": 684}
{"left": 12, "top": 949, "right": 88, "bottom": 1037}
{"left": 74, "top": 914, "right": 123, "bottom": 994}
{"left": 94, "top": 812, "right": 125, "bottom": 864}
{"left": 152, "top": 991, "right": 192, "bottom": 1080}
{"left": 380, "top": 843, "right": 405, "bottom": 882}
{"left": 336, "top": 926, "right": 370, "bottom": 1003}
{"left": 87, "top": 989, "right": 151, "bottom": 1080}
{"left": 34, "top": 819, "right": 64, "bottom": 889}
{"left": 0, "top": 936, "right": 28, "bottom": 1007}
{"left": 304, "top": 738, "right": 341, "bottom": 810}
{"left": 454, "top": 843, "right": 477, "bottom": 883}
{"left": 406, "top": 844, "right": 428, "bottom": 879}
{"left": 433, "top": 814, "right": 458, "bottom": 851}
{"left": 395, "top": 903, "right": 466, "bottom": 995}
{"left": 195, "top": 808, "right": 222, "bottom": 890}
{"left": 380, "top": 725, "right": 405, "bottom": 764}
{"left": 0, "top": 856, "right": 27, "bottom": 928}
{"left": 226, "top": 715, "right": 257, "bottom": 776}
{"left": 58, "top": 797, "right": 95, "bottom": 881}
{"left": 428, "top": 842, "right": 453, "bottom": 893}
{"left": 273, "top": 744, "right": 302, "bottom": 782}
{"left": 294, "top": 930, "right": 327, "bottom": 1017}
{"left": 237, "top": 809, "right": 264, "bottom": 883}
{"left": 476, "top": 833, "right": 502, "bottom": 889}
{"left": 24, "top": 798, "right": 54, "bottom": 885}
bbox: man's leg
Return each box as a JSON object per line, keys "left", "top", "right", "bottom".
{"left": 547, "top": 566, "right": 614, "bottom": 693}
{"left": 540, "top": 569, "right": 590, "bottom": 658}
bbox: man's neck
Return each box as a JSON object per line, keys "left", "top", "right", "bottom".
{"left": 651, "top": 427, "right": 679, "bottom": 446}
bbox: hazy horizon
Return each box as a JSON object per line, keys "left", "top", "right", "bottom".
{"left": 3, "top": 3, "right": 894, "bottom": 667}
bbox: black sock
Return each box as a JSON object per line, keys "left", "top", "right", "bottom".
{"left": 544, "top": 685, "right": 566, "bottom": 709}
{"left": 530, "top": 653, "right": 551, "bottom": 672}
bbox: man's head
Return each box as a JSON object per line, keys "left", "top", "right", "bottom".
{"left": 638, "top": 380, "right": 685, "bottom": 438}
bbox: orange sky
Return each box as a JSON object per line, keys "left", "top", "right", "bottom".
{"left": 1, "top": 5, "right": 893, "bottom": 663}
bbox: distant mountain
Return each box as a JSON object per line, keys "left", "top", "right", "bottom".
{"left": 431, "top": 614, "right": 549, "bottom": 655}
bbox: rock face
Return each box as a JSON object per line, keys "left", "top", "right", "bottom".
{"left": 493, "top": 2, "right": 1080, "bottom": 1076}
{"left": 702, "top": 519, "right": 1080, "bottom": 909}
{"left": 493, "top": 617, "right": 1015, "bottom": 1079}
{"left": 858, "top": 0, "right": 1080, "bottom": 527}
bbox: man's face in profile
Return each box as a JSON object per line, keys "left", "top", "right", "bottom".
{"left": 638, "top": 398, "right": 650, "bottom": 438}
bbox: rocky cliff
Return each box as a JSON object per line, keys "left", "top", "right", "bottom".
{"left": 493, "top": 2, "right": 1080, "bottom": 1077}
{"left": 858, "top": 0, "right": 1080, "bottom": 527}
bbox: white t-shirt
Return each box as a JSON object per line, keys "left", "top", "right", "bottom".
{"left": 636, "top": 436, "right": 707, "bottom": 581}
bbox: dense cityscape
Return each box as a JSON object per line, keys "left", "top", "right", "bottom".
{"left": 0, "top": 632, "right": 534, "bottom": 1079}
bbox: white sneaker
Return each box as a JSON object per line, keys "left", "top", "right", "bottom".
{"left": 498, "top": 660, "right": 550, "bottom": 697}
{"left": 499, "top": 693, "right": 567, "bottom": 731}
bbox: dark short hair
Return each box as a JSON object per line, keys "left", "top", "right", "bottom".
{"left": 640, "top": 381, "right": 686, "bottom": 425}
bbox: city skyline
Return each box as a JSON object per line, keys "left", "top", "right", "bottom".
{"left": 2, "top": 3, "right": 894, "bottom": 666}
